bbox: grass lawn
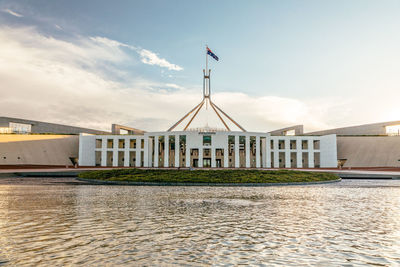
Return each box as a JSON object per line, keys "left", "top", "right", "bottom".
{"left": 78, "top": 169, "right": 338, "bottom": 184}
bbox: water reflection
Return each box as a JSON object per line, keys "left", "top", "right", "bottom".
{"left": 0, "top": 179, "right": 399, "bottom": 266}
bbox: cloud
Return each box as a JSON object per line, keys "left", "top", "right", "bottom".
{"left": 0, "top": 25, "right": 391, "bottom": 133}
{"left": 2, "top": 9, "right": 23, "bottom": 17}
{"left": 90, "top": 36, "right": 183, "bottom": 71}
{"left": 137, "top": 48, "right": 183, "bottom": 71}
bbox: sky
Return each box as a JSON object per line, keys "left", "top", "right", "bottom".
{"left": 1, "top": 0, "right": 400, "bottom": 132}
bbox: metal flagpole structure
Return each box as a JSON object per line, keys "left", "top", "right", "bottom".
{"left": 167, "top": 46, "right": 247, "bottom": 132}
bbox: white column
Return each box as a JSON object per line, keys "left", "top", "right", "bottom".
{"left": 245, "top": 136, "right": 250, "bottom": 168}
{"left": 101, "top": 137, "right": 107, "bottom": 167}
{"left": 136, "top": 139, "right": 141, "bottom": 167}
{"left": 296, "top": 139, "right": 302, "bottom": 168}
{"left": 124, "top": 138, "right": 129, "bottom": 167}
{"left": 266, "top": 137, "right": 271, "bottom": 168}
{"left": 143, "top": 137, "right": 149, "bottom": 167}
{"left": 174, "top": 135, "right": 180, "bottom": 168}
{"left": 256, "top": 136, "right": 261, "bottom": 168}
{"left": 185, "top": 145, "right": 190, "bottom": 167}
{"left": 112, "top": 138, "right": 118, "bottom": 167}
{"left": 198, "top": 148, "right": 203, "bottom": 167}
{"left": 164, "top": 135, "right": 169, "bottom": 167}
{"left": 308, "top": 139, "right": 315, "bottom": 168}
{"left": 154, "top": 136, "right": 159, "bottom": 167}
{"left": 261, "top": 138, "right": 266, "bottom": 168}
{"left": 234, "top": 135, "right": 240, "bottom": 168}
{"left": 211, "top": 148, "right": 216, "bottom": 168}
{"left": 224, "top": 140, "right": 229, "bottom": 168}
{"left": 285, "top": 139, "right": 291, "bottom": 168}
{"left": 273, "top": 139, "right": 279, "bottom": 168}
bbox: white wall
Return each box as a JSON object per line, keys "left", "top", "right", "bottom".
{"left": 78, "top": 134, "right": 96, "bottom": 166}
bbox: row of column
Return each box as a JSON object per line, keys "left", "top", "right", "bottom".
{"left": 99, "top": 136, "right": 318, "bottom": 168}
{"left": 99, "top": 138, "right": 144, "bottom": 167}
{"left": 266, "top": 139, "right": 315, "bottom": 168}
{"left": 150, "top": 135, "right": 263, "bottom": 168}
{"left": 152, "top": 135, "right": 180, "bottom": 168}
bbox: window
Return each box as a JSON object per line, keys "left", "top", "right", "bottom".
{"left": 130, "top": 139, "right": 136, "bottom": 149}
{"left": 9, "top": 122, "right": 31, "bottom": 133}
{"left": 278, "top": 140, "right": 285, "bottom": 149}
{"left": 386, "top": 125, "right": 400, "bottom": 136}
{"left": 203, "top": 135, "right": 211, "bottom": 146}
{"left": 313, "top": 140, "right": 320, "bottom": 150}
{"left": 290, "top": 140, "right": 296, "bottom": 150}
{"left": 302, "top": 140, "right": 308, "bottom": 149}
{"left": 107, "top": 139, "right": 113, "bottom": 149}
{"left": 285, "top": 129, "right": 295, "bottom": 136}
{"left": 118, "top": 139, "right": 125, "bottom": 149}
{"left": 96, "top": 139, "right": 102, "bottom": 149}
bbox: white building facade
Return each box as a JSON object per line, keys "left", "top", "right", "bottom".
{"left": 79, "top": 131, "right": 337, "bottom": 168}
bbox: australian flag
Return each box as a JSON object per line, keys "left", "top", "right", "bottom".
{"left": 207, "top": 47, "right": 219, "bottom": 61}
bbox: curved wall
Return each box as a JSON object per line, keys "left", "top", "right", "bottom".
{"left": 0, "top": 135, "right": 79, "bottom": 166}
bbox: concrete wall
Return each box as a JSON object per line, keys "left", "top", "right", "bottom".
{"left": 0, "top": 117, "right": 109, "bottom": 134}
{"left": 269, "top": 125, "right": 304, "bottom": 136}
{"left": 320, "top": 134, "right": 338, "bottom": 168}
{"left": 306, "top": 120, "right": 400, "bottom": 136}
{"left": 337, "top": 136, "right": 400, "bottom": 167}
{"left": 0, "top": 134, "right": 79, "bottom": 166}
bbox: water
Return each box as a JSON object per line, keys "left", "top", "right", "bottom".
{"left": 0, "top": 178, "right": 399, "bottom": 266}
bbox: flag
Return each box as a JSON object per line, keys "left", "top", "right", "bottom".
{"left": 207, "top": 47, "right": 219, "bottom": 61}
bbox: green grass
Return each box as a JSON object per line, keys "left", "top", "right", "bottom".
{"left": 78, "top": 169, "right": 338, "bottom": 184}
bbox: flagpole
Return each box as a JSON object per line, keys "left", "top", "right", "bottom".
{"left": 206, "top": 45, "right": 208, "bottom": 76}
{"left": 205, "top": 45, "right": 209, "bottom": 110}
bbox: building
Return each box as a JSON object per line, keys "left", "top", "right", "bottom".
{"left": 0, "top": 117, "right": 108, "bottom": 135}
{"left": 306, "top": 121, "right": 400, "bottom": 168}
{"left": 79, "top": 131, "right": 337, "bottom": 168}
{"left": 78, "top": 66, "right": 338, "bottom": 169}
{"left": 4, "top": 57, "right": 400, "bottom": 169}
{"left": 0, "top": 117, "right": 109, "bottom": 166}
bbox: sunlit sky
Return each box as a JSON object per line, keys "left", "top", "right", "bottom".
{"left": 1, "top": 0, "right": 400, "bottom": 132}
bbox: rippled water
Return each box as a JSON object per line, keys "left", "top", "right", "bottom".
{"left": 0, "top": 178, "right": 400, "bottom": 266}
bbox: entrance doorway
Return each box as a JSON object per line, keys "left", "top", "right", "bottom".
{"left": 193, "top": 159, "right": 198, "bottom": 167}
{"left": 216, "top": 159, "right": 222, "bottom": 168}
{"left": 203, "top": 158, "right": 211, "bottom": 168}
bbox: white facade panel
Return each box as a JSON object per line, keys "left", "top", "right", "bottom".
{"left": 78, "top": 131, "right": 337, "bottom": 169}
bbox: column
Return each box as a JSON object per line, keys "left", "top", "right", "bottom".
{"left": 308, "top": 139, "right": 315, "bottom": 168}
{"left": 143, "top": 137, "right": 149, "bottom": 167}
{"left": 164, "top": 135, "right": 169, "bottom": 168}
{"left": 256, "top": 136, "right": 261, "bottom": 168}
{"left": 296, "top": 139, "right": 302, "bottom": 168}
{"left": 154, "top": 136, "right": 159, "bottom": 167}
{"left": 234, "top": 135, "right": 240, "bottom": 168}
{"left": 285, "top": 139, "right": 291, "bottom": 168}
{"left": 224, "top": 139, "right": 229, "bottom": 168}
{"left": 124, "top": 138, "right": 129, "bottom": 167}
{"left": 101, "top": 137, "right": 107, "bottom": 167}
{"left": 211, "top": 148, "right": 216, "bottom": 168}
{"left": 185, "top": 146, "right": 190, "bottom": 167}
{"left": 261, "top": 137, "right": 266, "bottom": 168}
{"left": 273, "top": 139, "right": 279, "bottom": 168}
{"left": 136, "top": 138, "right": 141, "bottom": 167}
{"left": 198, "top": 148, "right": 203, "bottom": 167}
{"left": 245, "top": 136, "right": 250, "bottom": 168}
{"left": 174, "top": 135, "right": 180, "bottom": 168}
{"left": 266, "top": 137, "right": 271, "bottom": 168}
{"left": 112, "top": 138, "right": 118, "bottom": 167}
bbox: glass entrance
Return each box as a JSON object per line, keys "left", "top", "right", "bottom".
{"left": 203, "top": 158, "right": 211, "bottom": 168}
